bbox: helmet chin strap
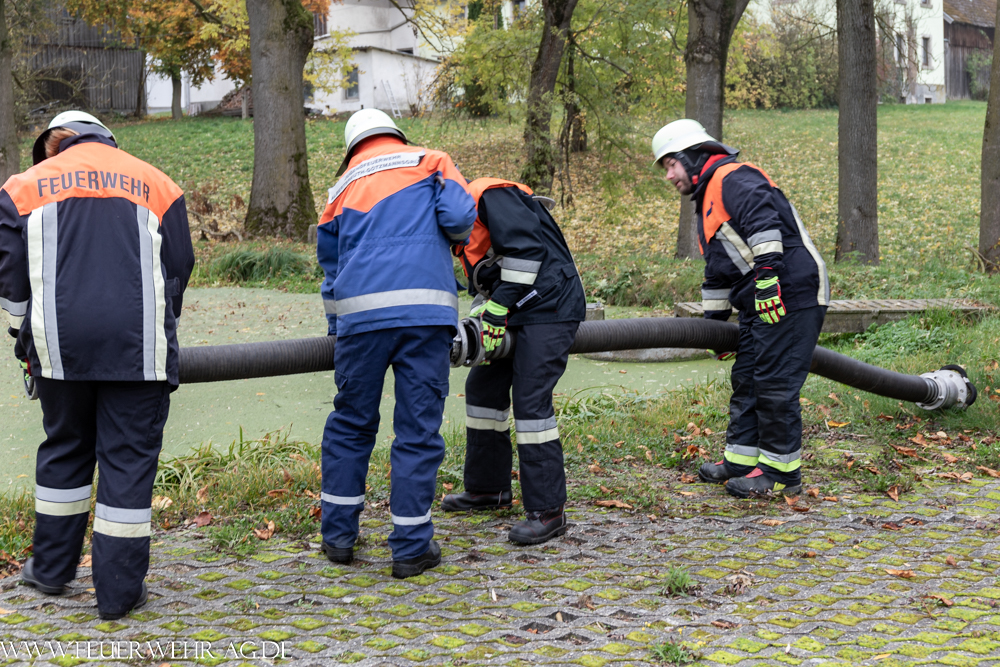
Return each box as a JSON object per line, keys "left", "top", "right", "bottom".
{"left": 673, "top": 148, "right": 710, "bottom": 184}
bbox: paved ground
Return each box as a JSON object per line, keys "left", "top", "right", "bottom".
{"left": 2, "top": 477, "right": 1000, "bottom": 667}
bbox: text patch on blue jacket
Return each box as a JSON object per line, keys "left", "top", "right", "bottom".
{"left": 317, "top": 136, "right": 477, "bottom": 337}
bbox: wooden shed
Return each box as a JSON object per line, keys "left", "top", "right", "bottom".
{"left": 944, "top": 0, "right": 996, "bottom": 99}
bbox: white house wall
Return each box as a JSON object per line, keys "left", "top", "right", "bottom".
{"left": 145, "top": 65, "right": 237, "bottom": 115}
{"left": 328, "top": 0, "right": 418, "bottom": 52}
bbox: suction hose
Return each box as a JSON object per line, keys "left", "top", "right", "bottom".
{"left": 177, "top": 317, "right": 976, "bottom": 411}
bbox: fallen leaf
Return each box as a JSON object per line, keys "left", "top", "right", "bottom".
{"left": 823, "top": 496, "right": 839, "bottom": 502}
{"left": 874, "top": 654, "right": 891, "bottom": 661}
{"left": 882, "top": 522, "right": 902, "bottom": 531}
{"left": 976, "top": 465, "right": 1000, "bottom": 478}
{"left": 595, "top": 499, "right": 633, "bottom": 509}
{"left": 828, "top": 392, "right": 841, "bottom": 404}
{"left": 196, "top": 485, "right": 210, "bottom": 503}
{"left": 600, "top": 485, "right": 612, "bottom": 494}
{"left": 303, "top": 489, "right": 320, "bottom": 499}
{"left": 885, "top": 569, "right": 915, "bottom": 578}
{"left": 760, "top": 519, "right": 786, "bottom": 526}
{"left": 194, "top": 511, "right": 212, "bottom": 527}
{"left": 784, "top": 495, "right": 799, "bottom": 506}
{"left": 645, "top": 450, "right": 653, "bottom": 461}
{"left": 282, "top": 469, "right": 293, "bottom": 484}
{"left": 886, "top": 485, "right": 900, "bottom": 502}
{"left": 946, "top": 555, "right": 957, "bottom": 567}
{"left": 576, "top": 441, "right": 583, "bottom": 453}
{"left": 791, "top": 505, "right": 811, "bottom": 513}
{"left": 827, "top": 421, "right": 850, "bottom": 428}
{"left": 442, "top": 482, "right": 453, "bottom": 491}
{"left": 909, "top": 433, "right": 927, "bottom": 446}
{"left": 925, "top": 594, "right": 953, "bottom": 607}
{"left": 680, "top": 473, "right": 697, "bottom": 484}
{"left": 588, "top": 464, "right": 604, "bottom": 474}
{"left": 79, "top": 554, "right": 92, "bottom": 567}
{"left": 704, "top": 428, "right": 714, "bottom": 435}
{"left": 575, "top": 594, "right": 596, "bottom": 610}
{"left": 555, "top": 611, "right": 564, "bottom": 622}
{"left": 686, "top": 422, "right": 702, "bottom": 437}
{"left": 253, "top": 520, "right": 276, "bottom": 540}
{"left": 801, "top": 551, "right": 817, "bottom": 558}
{"left": 941, "top": 453, "right": 960, "bottom": 464}
{"left": 152, "top": 495, "right": 173, "bottom": 511}
{"left": 613, "top": 440, "right": 624, "bottom": 448}
{"left": 711, "top": 620, "right": 737, "bottom": 629}
{"left": 266, "top": 489, "right": 289, "bottom": 498}
{"left": 586, "top": 434, "right": 597, "bottom": 442}
{"left": 807, "top": 487, "right": 820, "bottom": 498}
{"left": 618, "top": 369, "right": 627, "bottom": 374}
{"left": 903, "top": 518, "right": 924, "bottom": 525}
{"left": 490, "top": 588, "right": 498, "bottom": 601}
{"left": 647, "top": 514, "right": 658, "bottom": 523}
{"left": 891, "top": 444, "right": 925, "bottom": 460}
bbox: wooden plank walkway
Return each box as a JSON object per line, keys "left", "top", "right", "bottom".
{"left": 674, "top": 298, "right": 992, "bottom": 333}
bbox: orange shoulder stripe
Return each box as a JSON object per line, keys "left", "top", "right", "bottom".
{"left": 454, "top": 178, "right": 534, "bottom": 274}
{"left": 702, "top": 162, "right": 775, "bottom": 250}
{"left": 2, "top": 142, "right": 183, "bottom": 220}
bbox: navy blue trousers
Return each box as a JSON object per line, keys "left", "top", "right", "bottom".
{"left": 462, "top": 321, "right": 577, "bottom": 511}
{"left": 32, "top": 379, "right": 170, "bottom": 616}
{"left": 321, "top": 326, "right": 451, "bottom": 561}
{"left": 724, "top": 305, "right": 826, "bottom": 485}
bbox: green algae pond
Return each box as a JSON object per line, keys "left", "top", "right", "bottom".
{"left": 0, "top": 288, "right": 728, "bottom": 491}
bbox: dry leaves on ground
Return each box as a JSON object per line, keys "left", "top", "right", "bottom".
{"left": 194, "top": 511, "right": 212, "bottom": 527}
{"left": 595, "top": 499, "right": 633, "bottom": 509}
{"left": 936, "top": 471, "right": 974, "bottom": 483}
{"left": 925, "top": 594, "right": 954, "bottom": 607}
{"left": 711, "top": 620, "right": 738, "bottom": 629}
{"left": 152, "top": 495, "right": 173, "bottom": 510}
{"left": 885, "top": 569, "right": 915, "bottom": 578}
{"left": 886, "top": 485, "right": 900, "bottom": 502}
{"left": 308, "top": 506, "right": 321, "bottom": 520}
{"left": 760, "top": 519, "right": 787, "bottom": 526}
{"left": 680, "top": 473, "right": 697, "bottom": 484}
{"left": 976, "top": 466, "right": 1000, "bottom": 478}
{"left": 725, "top": 570, "right": 754, "bottom": 595}
{"left": 254, "top": 520, "right": 276, "bottom": 540}
{"left": 196, "top": 485, "right": 211, "bottom": 503}
{"left": 79, "top": 554, "right": 92, "bottom": 567}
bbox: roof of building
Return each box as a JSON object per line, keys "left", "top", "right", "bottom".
{"left": 351, "top": 45, "right": 440, "bottom": 64}
{"left": 943, "top": 0, "right": 997, "bottom": 28}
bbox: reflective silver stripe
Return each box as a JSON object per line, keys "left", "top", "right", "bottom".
{"left": 748, "top": 230, "right": 782, "bottom": 247}
{"left": 93, "top": 517, "right": 150, "bottom": 538}
{"left": 702, "top": 299, "right": 731, "bottom": 311}
{"left": 725, "top": 444, "right": 760, "bottom": 458}
{"left": 447, "top": 225, "right": 474, "bottom": 241}
{"left": 95, "top": 503, "right": 152, "bottom": 524}
{"left": 500, "top": 257, "right": 542, "bottom": 273}
{"left": 391, "top": 509, "right": 432, "bottom": 526}
{"left": 324, "top": 299, "right": 337, "bottom": 315}
{"left": 467, "top": 405, "right": 510, "bottom": 421}
{"left": 36, "top": 484, "right": 92, "bottom": 502}
{"left": 327, "top": 151, "right": 426, "bottom": 203}
{"left": 701, "top": 288, "right": 730, "bottom": 300}
{"left": 137, "top": 206, "right": 168, "bottom": 381}
{"left": 28, "top": 203, "right": 64, "bottom": 379}
{"left": 717, "top": 223, "right": 755, "bottom": 275}
{"left": 516, "top": 427, "right": 560, "bottom": 444}
{"left": 500, "top": 268, "right": 538, "bottom": 285}
{"left": 790, "top": 203, "right": 830, "bottom": 306}
{"left": 5, "top": 314, "right": 23, "bottom": 330}
{"left": 467, "top": 416, "right": 510, "bottom": 431}
{"left": 36, "top": 499, "right": 91, "bottom": 516}
{"left": 0, "top": 297, "right": 27, "bottom": 317}
{"left": 757, "top": 448, "right": 801, "bottom": 464}
{"left": 752, "top": 241, "right": 783, "bottom": 256}
{"left": 322, "top": 492, "right": 365, "bottom": 505}
{"left": 516, "top": 417, "right": 557, "bottom": 433}
{"left": 335, "top": 289, "right": 458, "bottom": 317}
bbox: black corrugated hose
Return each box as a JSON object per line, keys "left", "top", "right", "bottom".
{"left": 178, "top": 317, "right": 970, "bottom": 408}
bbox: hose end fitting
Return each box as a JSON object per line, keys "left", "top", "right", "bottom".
{"left": 916, "top": 365, "right": 977, "bottom": 411}
{"left": 450, "top": 317, "right": 513, "bottom": 367}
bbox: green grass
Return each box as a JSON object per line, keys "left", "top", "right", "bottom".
{"left": 649, "top": 640, "right": 698, "bottom": 665}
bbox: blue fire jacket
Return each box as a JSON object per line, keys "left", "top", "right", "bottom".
{"left": 317, "top": 135, "right": 477, "bottom": 337}
{"left": 0, "top": 133, "right": 194, "bottom": 384}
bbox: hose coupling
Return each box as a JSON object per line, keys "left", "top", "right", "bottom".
{"left": 916, "top": 365, "right": 977, "bottom": 411}
{"left": 450, "top": 317, "right": 514, "bottom": 367}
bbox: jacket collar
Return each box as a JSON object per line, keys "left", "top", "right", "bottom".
{"left": 692, "top": 154, "right": 737, "bottom": 201}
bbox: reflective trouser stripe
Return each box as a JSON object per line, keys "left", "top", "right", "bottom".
{"left": 322, "top": 492, "right": 364, "bottom": 505}
{"left": 392, "top": 509, "right": 432, "bottom": 526}
{"left": 137, "top": 206, "right": 167, "bottom": 381}
{"left": 447, "top": 225, "right": 474, "bottom": 241}
{"left": 752, "top": 241, "right": 783, "bottom": 257}
{"left": 335, "top": 289, "right": 458, "bottom": 316}
{"left": 500, "top": 268, "right": 538, "bottom": 285}
{"left": 28, "top": 203, "right": 64, "bottom": 379}
{"left": 758, "top": 450, "right": 802, "bottom": 472}
{"left": 93, "top": 517, "right": 151, "bottom": 538}
{"left": 35, "top": 484, "right": 92, "bottom": 516}
{"left": 466, "top": 404, "right": 510, "bottom": 431}
{"left": 324, "top": 298, "right": 337, "bottom": 315}
{"left": 724, "top": 444, "right": 759, "bottom": 467}
{"left": 702, "top": 288, "right": 730, "bottom": 300}
{"left": 516, "top": 416, "right": 559, "bottom": 444}
{"left": 703, "top": 299, "right": 731, "bottom": 311}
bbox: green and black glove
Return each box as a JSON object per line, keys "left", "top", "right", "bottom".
{"left": 480, "top": 300, "right": 509, "bottom": 354}
{"left": 754, "top": 268, "right": 786, "bottom": 324}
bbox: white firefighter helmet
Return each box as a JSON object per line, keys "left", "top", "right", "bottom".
{"left": 338, "top": 109, "right": 408, "bottom": 175}
{"left": 33, "top": 110, "right": 116, "bottom": 165}
{"left": 651, "top": 119, "right": 716, "bottom": 167}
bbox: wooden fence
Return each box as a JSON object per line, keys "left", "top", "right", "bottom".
{"left": 946, "top": 42, "right": 992, "bottom": 100}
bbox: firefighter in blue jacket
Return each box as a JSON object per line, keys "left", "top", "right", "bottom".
{"left": 652, "top": 119, "right": 829, "bottom": 499}
{"left": 442, "top": 178, "right": 586, "bottom": 544}
{"left": 317, "top": 109, "right": 477, "bottom": 578}
{"left": 0, "top": 111, "right": 194, "bottom": 618}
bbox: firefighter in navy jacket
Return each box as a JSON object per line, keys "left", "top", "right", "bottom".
{"left": 652, "top": 119, "right": 829, "bottom": 499}
{"left": 317, "top": 110, "right": 477, "bottom": 578}
{"left": 442, "top": 178, "right": 586, "bottom": 545}
{"left": 0, "top": 111, "right": 194, "bottom": 618}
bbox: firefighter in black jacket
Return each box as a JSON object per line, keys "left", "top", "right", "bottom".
{"left": 652, "top": 119, "right": 829, "bottom": 499}
{"left": 0, "top": 112, "right": 194, "bottom": 618}
{"left": 442, "top": 178, "right": 585, "bottom": 544}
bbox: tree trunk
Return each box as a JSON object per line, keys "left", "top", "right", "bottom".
{"left": 241, "top": 87, "right": 250, "bottom": 120}
{"left": 979, "top": 0, "right": 1000, "bottom": 271}
{"left": 676, "top": 0, "right": 750, "bottom": 259}
{"left": 171, "top": 74, "right": 183, "bottom": 120}
{"left": 135, "top": 63, "right": 147, "bottom": 118}
{"left": 0, "top": 0, "right": 19, "bottom": 182}
{"left": 521, "top": 0, "right": 580, "bottom": 194}
{"left": 835, "top": 0, "right": 879, "bottom": 264}
{"left": 563, "top": 43, "right": 586, "bottom": 153}
{"left": 245, "top": 0, "right": 316, "bottom": 239}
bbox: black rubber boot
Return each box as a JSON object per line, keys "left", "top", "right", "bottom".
{"left": 440, "top": 490, "right": 513, "bottom": 512}
{"left": 392, "top": 540, "right": 441, "bottom": 579}
{"left": 322, "top": 541, "right": 353, "bottom": 565}
{"left": 20, "top": 557, "right": 67, "bottom": 595}
{"left": 725, "top": 468, "right": 802, "bottom": 499}
{"left": 508, "top": 506, "right": 567, "bottom": 545}
{"left": 99, "top": 582, "right": 148, "bottom": 620}
{"left": 698, "top": 459, "right": 755, "bottom": 484}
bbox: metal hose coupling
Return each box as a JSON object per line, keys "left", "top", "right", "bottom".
{"left": 916, "top": 365, "right": 978, "bottom": 411}
{"left": 450, "top": 317, "right": 514, "bottom": 367}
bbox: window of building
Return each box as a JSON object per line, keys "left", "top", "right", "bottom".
{"left": 313, "top": 12, "right": 328, "bottom": 37}
{"left": 896, "top": 33, "right": 905, "bottom": 65}
{"left": 922, "top": 36, "right": 931, "bottom": 67}
{"left": 397, "top": 48, "right": 413, "bottom": 55}
{"left": 345, "top": 67, "right": 359, "bottom": 100}
{"left": 513, "top": 0, "right": 526, "bottom": 17}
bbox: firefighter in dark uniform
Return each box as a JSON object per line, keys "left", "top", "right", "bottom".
{"left": 0, "top": 111, "right": 194, "bottom": 618}
{"left": 651, "top": 119, "right": 829, "bottom": 499}
{"left": 442, "top": 178, "right": 586, "bottom": 544}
